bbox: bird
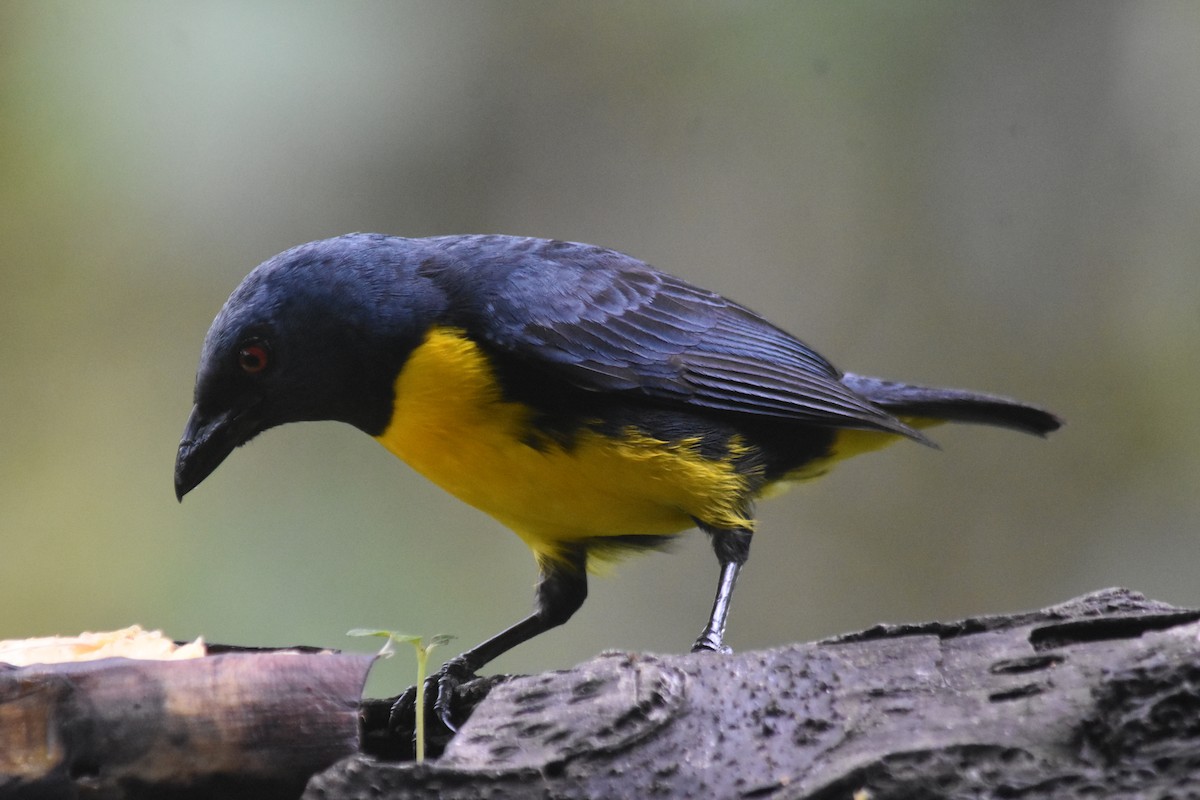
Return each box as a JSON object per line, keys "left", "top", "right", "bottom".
{"left": 175, "top": 233, "right": 1061, "bottom": 720}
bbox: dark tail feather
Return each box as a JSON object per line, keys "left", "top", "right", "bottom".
{"left": 841, "top": 373, "right": 1063, "bottom": 437}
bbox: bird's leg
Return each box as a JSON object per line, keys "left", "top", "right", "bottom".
{"left": 391, "top": 545, "right": 588, "bottom": 742}
{"left": 692, "top": 524, "right": 752, "bottom": 654}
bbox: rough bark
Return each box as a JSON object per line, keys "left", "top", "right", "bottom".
{"left": 309, "top": 588, "right": 1200, "bottom": 799}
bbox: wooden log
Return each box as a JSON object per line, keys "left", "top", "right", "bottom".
{"left": 309, "top": 588, "right": 1200, "bottom": 799}
{"left": 0, "top": 647, "right": 373, "bottom": 799}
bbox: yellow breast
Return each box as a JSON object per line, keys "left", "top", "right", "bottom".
{"left": 373, "top": 327, "right": 751, "bottom": 562}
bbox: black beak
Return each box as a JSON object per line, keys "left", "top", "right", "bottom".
{"left": 174, "top": 402, "right": 261, "bottom": 501}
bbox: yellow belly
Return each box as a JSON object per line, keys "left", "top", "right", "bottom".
{"left": 373, "top": 327, "right": 752, "bottom": 562}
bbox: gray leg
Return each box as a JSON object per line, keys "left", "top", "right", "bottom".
{"left": 692, "top": 525, "right": 752, "bottom": 653}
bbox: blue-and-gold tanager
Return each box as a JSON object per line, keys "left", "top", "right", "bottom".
{"left": 175, "top": 234, "right": 1060, "bottom": 719}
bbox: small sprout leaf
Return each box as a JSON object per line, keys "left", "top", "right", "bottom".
{"left": 347, "top": 628, "right": 456, "bottom": 762}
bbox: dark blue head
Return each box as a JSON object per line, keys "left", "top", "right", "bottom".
{"left": 174, "top": 234, "right": 444, "bottom": 500}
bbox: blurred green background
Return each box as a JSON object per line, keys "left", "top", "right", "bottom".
{"left": 2, "top": 2, "right": 1198, "bottom": 693}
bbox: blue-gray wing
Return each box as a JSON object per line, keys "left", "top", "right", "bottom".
{"left": 425, "top": 235, "right": 921, "bottom": 438}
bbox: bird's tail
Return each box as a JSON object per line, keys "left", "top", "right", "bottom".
{"left": 841, "top": 373, "right": 1063, "bottom": 437}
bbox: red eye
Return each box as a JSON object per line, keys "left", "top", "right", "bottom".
{"left": 238, "top": 342, "right": 270, "bottom": 375}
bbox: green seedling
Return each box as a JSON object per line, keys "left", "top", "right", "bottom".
{"left": 348, "top": 629, "right": 454, "bottom": 762}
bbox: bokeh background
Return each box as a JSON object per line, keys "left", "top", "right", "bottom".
{"left": 3, "top": 2, "right": 1197, "bottom": 693}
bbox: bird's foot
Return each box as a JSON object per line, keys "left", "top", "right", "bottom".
{"left": 691, "top": 630, "right": 733, "bottom": 655}
{"left": 387, "top": 655, "right": 481, "bottom": 757}
{"left": 432, "top": 654, "right": 477, "bottom": 731}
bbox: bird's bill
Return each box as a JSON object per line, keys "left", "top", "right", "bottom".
{"left": 174, "top": 402, "right": 261, "bottom": 501}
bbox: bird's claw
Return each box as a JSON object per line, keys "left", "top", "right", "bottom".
{"left": 386, "top": 655, "right": 479, "bottom": 744}
{"left": 691, "top": 631, "right": 733, "bottom": 655}
{"left": 433, "top": 655, "right": 477, "bottom": 732}
{"left": 386, "top": 684, "right": 418, "bottom": 738}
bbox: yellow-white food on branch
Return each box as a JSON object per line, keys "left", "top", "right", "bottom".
{"left": 0, "top": 625, "right": 206, "bottom": 666}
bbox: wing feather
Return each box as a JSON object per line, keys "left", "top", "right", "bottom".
{"left": 426, "top": 236, "right": 923, "bottom": 439}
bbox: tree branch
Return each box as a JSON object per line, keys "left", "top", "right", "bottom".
{"left": 311, "top": 588, "right": 1200, "bottom": 799}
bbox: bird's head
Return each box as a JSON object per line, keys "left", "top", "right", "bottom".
{"left": 174, "top": 234, "right": 440, "bottom": 501}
